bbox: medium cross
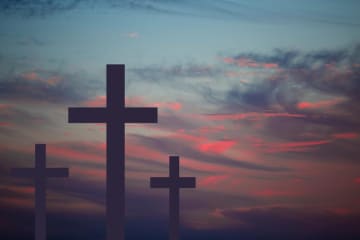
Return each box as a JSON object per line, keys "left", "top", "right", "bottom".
{"left": 68, "top": 64, "right": 158, "bottom": 240}
{"left": 150, "top": 156, "right": 196, "bottom": 240}
{"left": 11, "top": 144, "right": 69, "bottom": 240}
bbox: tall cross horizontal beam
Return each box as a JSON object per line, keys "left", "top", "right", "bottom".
{"left": 68, "top": 107, "right": 157, "bottom": 123}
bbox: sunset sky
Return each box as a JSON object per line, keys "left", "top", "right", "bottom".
{"left": 1, "top": 1, "right": 360, "bottom": 239}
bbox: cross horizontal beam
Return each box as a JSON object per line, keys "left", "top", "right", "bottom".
{"left": 68, "top": 107, "right": 107, "bottom": 123}
{"left": 150, "top": 177, "right": 196, "bottom": 188}
{"left": 68, "top": 107, "right": 157, "bottom": 123}
{"left": 125, "top": 107, "right": 157, "bottom": 123}
{"left": 11, "top": 168, "right": 69, "bottom": 178}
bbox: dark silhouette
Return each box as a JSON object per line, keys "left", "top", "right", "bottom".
{"left": 150, "top": 156, "right": 196, "bottom": 240}
{"left": 11, "top": 144, "right": 69, "bottom": 240}
{"left": 68, "top": 64, "right": 158, "bottom": 240}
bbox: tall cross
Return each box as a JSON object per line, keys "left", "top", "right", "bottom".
{"left": 68, "top": 64, "right": 158, "bottom": 240}
{"left": 11, "top": 144, "right": 69, "bottom": 240}
{"left": 150, "top": 156, "right": 196, "bottom": 240}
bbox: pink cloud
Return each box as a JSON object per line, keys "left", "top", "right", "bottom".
{"left": 22, "top": 71, "right": 39, "bottom": 81}
{"left": 71, "top": 167, "right": 105, "bottom": 181}
{"left": 274, "top": 140, "right": 331, "bottom": 153}
{"left": 354, "top": 177, "right": 360, "bottom": 184}
{"left": 200, "top": 175, "right": 228, "bottom": 186}
{"left": 0, "top": 185, "right": 34, "bottom": 209}
{"left": 47, "top": 142, "right": 105, "bottom": 163}
{"left": 170, "top": 132, "right": 240, "bottom": 163}
{"left": 297, "top": 98, "right": 345, "bottom": 110}
{"left": 83, "top": 95, "right": 106, "bottom": 107}
{"left": 21, "top": 71, "right": 62, "bottom": 86}
{"left": 198, "top": 140, "right": 236, "bottom": 154}
{"left": 2, "top": 185, "right": 34, "bottom": 195}
{"left": 332, "top": 132, "right": 359, "bottom": 140}
{"left": 125, "top": 32, "right": 139, "bottom": 38}
{"left": 0, "top": 197, "right": 33, "bottom": 209}
{"left": 223, "top": 57, "right": 235, "bottom": 64}
{"left": 45, "top": 76, "right": 62, "bottom": 86}
{"left": 263, "top": 63, "right": 279, "bottom": 69}
{"left": 253, "top": 189, "right": 300, "bottom": 197}
{"left": 330, "top": 208, "right": 352, "bottom": 216}
{"left": 222, "top": 57, "right": 279, "bottom": 69}
{"left": 206, "top": 112, "right": 305, "bottom": 121}
{"left": 167, "top": 102, "right": 182, "bottom": 111}
{"left": 254, "top": 139, "right": 332, "bottom": 153}
{"left": 153, "top": 101, "right": 183, "bottom": 111}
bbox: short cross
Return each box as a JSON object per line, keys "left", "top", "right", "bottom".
{"left": 68, "top": 64, "right": 158, "bottom": 240}
{"left": 150, "top": 156, "right": 196, "bottom": 240}
{"left": 11, "top": 144, "right": 69, "bottom": 240}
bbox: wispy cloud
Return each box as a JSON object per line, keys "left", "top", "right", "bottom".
{"left": 1, "top": 0, "right": 359, "bottom": 27}
{"left": 125, "top": 32, "right": 139, "bottom": 39}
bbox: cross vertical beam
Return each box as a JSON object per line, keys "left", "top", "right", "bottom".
{"left": 150, "top": 156, "right": 196, "bottom": 240}
{"left": 11, "top": 144, "right": 69, "bottom": 240}
{"left": 68, "top": 64, "right": 158, "bottom": 240}
{"left": 35, "top": 144, "right": 46, "bottom": 240}
{"left": 107, "top": 65, "right": 125, "bottom": 240}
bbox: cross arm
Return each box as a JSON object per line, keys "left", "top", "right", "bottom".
{"left": 11, "top": 168, "right": 34, "bottom": 178}
{"left": 150, "top": 177, "right": 171, "bottom": 188}
{"left": 125, "top": 107, "right": 158, "bottom": 123}
{"left": 68, "top": 107, "right": 107, "bottom": 123}
{"left": 46, "top": 168, "right": 69, "bottom": 178}
{"left": 179, "top": 177, "right": 196, "bottom": 188}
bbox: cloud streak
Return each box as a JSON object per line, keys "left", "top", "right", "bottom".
{"left": 1, "top": 0, "right": 359, "bottom": 27}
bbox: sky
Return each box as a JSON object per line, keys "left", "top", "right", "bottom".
{"left": 1, "top": 0, "right": 360, "bottom": 239}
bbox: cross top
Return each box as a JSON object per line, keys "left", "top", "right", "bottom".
{"left": 68, "top": 65, "right": 157, "bottom": 125}
{"left": 151, "top": 156, "right": 196, "bottom": 189}
{"left": 11, "top": 144, "right": 69, "bottom": 180}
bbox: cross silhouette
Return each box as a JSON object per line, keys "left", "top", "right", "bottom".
{"left": 150, "top": 156, "right": 196, "bottom": 240}
{"left": 11, "top": 144, "right": 69, "bottom": 240}
{"left": 68, "top": 64, "right": 158, "bottom": 240}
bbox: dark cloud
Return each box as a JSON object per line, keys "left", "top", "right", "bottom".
{"left": 232, "top": 47, "right": 356, "bottom": 69}
{"left": 0, "top": 0, "right": 199, "bottom": 18}
{"left": 223, "top": 44, "right": 360, "bottom": 104}
{"left": 216, "top": 44, "right": 360, "bottom": 133}
{"left": 129, "top": 64, "right": 222, "bottom": 82}
{"left": 215, "top": 207, "right": 360, "bottom": 240}
{"left": 0, "top": 69, "right": 102, "bottom": 104}
{"left": 0, "top": 105, "right": 50, "bottom": 127}
{"left": 0, "top": 0, "right": 84, "bottom": 17}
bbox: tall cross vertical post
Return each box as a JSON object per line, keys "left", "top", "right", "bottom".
{"left": 11, "top": 144, "right": 69, "bottom": 240}
{"left": 68, "top": 64, "right": 158, "bottom": 240}
{"left": 150, "top": 156, "right": 196, "bottom": 240}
